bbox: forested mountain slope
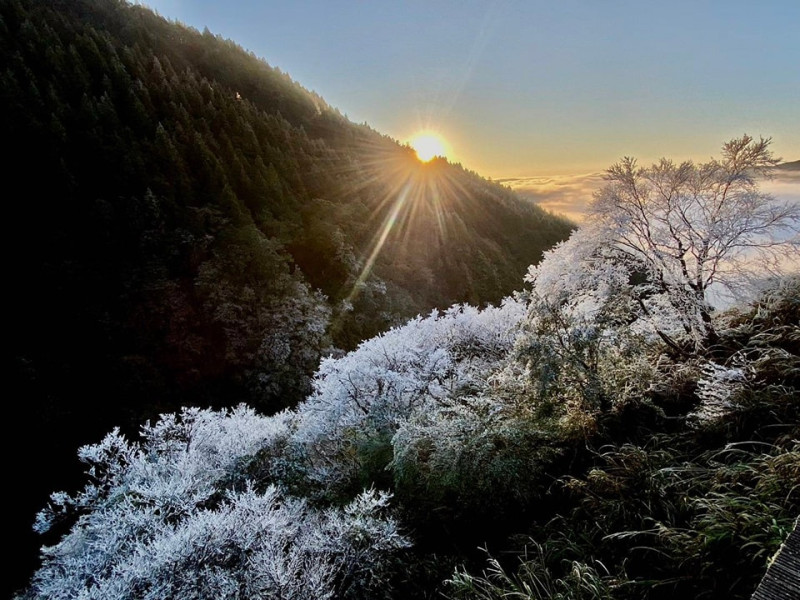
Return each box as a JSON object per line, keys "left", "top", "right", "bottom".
{"left": 4, "top": 0, "right": 572, "bottom": 415}
{"left": 2, "top": 0, "right": 572, "bottom": 592}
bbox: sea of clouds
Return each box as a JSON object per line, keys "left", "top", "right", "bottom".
{"left": 499, "top": 162, "right": 800, "bottom": 223}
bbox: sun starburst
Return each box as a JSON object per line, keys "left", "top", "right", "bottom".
{"left": 335, "top": 137, "right": 467, "bottom": 312}
{"left": 409, "top": 132, "right": 448, "bottom": 162}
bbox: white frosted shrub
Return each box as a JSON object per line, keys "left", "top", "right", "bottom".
{"left": 689, "top": 362, "right": 748, "bottom": 425}
{"left": 24, "top": 407, "right": 407, "bottom": 600}
{"left": 291, "top": 299, "right": 526, "bottom": 492}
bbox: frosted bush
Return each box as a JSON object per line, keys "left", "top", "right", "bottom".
{"left": 291, "top": 298, "right": 526, "bottom": 491}
{"left": 690, "top": 362, "right": 748, "bottom": 425}
{"left": 24, "top": 407, "right": 407, "bottom": 600}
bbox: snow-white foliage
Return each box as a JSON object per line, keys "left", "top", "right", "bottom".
{"left": 35, "top": 405, "right": 293, "bottom": 535}
{"left": 251, "top": 281, "right": 333, "bottom": 397}
{"left": 690, "top": 362, "right": 748, "bottom": 425}
{"left": 292, "top": 299, "right": 526, "bottom": 491}
{"left": 25, "top": 406, "right": 407, "bottom": 600}
{"left": 524, "top": 226, "right": 630, "bottom": 313}
{"left": 518, "top": 226, "right": 660, "bottom": 421}
{"left": 25, "top": 301, "right": 527, "bottom": 597}
{"left": 525, "top": 215, "right": 691, "bottom": 350}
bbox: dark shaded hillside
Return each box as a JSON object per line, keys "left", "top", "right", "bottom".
{"left": 4, "top": 0, "right": 573, "bottom": 412}
{"left": 2, "top": 0, "right": 572, "bottom": 594}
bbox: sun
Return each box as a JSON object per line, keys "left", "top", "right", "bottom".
{"left": 409, "top": 132, "right": 448, "bottom": 162}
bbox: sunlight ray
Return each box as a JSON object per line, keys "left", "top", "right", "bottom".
{"left": 345, "top": 181, "right": 413, "bottom": 305}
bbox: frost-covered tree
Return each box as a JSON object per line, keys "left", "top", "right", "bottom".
{"left": 519, "top": 226, "right": 658, "bottom": 429}
{"left": 22, "top": 406, "right": 408, "bottom": 600}
{"left": 590, "top": 135, "right": 799, "bottom": 350}
{"left": 291, "top": 299, "right": 526, "bottom": 496}
{"left": 518, "top": 137, "right": 799, "bottom": 434}
{"left": 287, "top": 297, "right": 570, "bottom": 515}
{"left": 23, "top": 299, "right": 531, "bottom": 598}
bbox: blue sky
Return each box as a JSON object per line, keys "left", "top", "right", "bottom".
{"left": 139, "top": 0, "right": 799, "bottom": 177}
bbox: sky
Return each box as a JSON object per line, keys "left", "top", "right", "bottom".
{"left": 139, "top": 0, "right": 799, "bottom": 179}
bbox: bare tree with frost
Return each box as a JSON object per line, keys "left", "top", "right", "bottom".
{"left": 528, "top": 136, "right": 799, "bottom": 355}
{"left": 590, "top": 135, "right": 798, "bottom": 350}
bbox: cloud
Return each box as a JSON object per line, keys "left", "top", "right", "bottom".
{"left": 497, "top": 172, "right": 605, "bottom": 222}
{"left": 498, "top": 164, "right": 800, "bottom": 224}
{"left": 763, "top": 168, "right": 800, "bottom": 206}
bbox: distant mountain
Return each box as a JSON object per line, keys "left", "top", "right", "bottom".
{"left": 2, "top": 0, "right": 572, "bottom": 593}
{"left": 775, "top": 159, "right": 800, "bottom": 171}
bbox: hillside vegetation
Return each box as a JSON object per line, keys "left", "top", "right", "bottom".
{"left": 2, "top": 0, "right": 573, "bottom": 590}
{"left": 16, "top": 136, "right": 799, "bottom": 599}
